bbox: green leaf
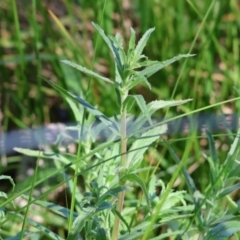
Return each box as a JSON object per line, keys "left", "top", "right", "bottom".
{"left": 109, "top": 37, "right": 124, "bottom": 77}
{"left": 134, "top": 28, "right": 155, "bottom": 62}
{"left": 207, "top": 221, "right": 240, "bottom": 239}
{"left": 127, "top": 124, "right": 167, "bottom": 170}
{"left": 145, "top": 230, "right": 185, "bottom": 240}
{"left": 217, "top": 183, "right": 240, "bottom": 198}
{"left": 227, "top": 164, "right": 240, "bottom": 179}
{"left": 206, "top": 130, "right": 218, "bottom": 165}
{"left": 96, "top": 201, "right": 112, "bottom": 211}
{"left": 118, "top": 221, "right": 160, "bottom": 240}
{"left": 132, "top": 70, "right": 151, "bottom": 89}
{"left": 6, "top": 231, "right": 35, "bottom": 240}
{"left": 132, "top": 60, "right": 158, "bottom": 69}
{"left": 14, "top": 148, "right": 77, "bottom": 170}
{"left": 22, "top": 195, "right": 78, "bottom": 219}
{"left": 121, "top": 173, "right": 151, "bottom": 212}
{"left": 166, "top": 143, "right": 198, "bottom": 194}
{"left": 159, "top": 190, "right": 186, "bottom": 211}
{"left": 123, "top": 96, "right": 135, "bottom": 112}
{"left": 211, "top": 215, "right": 240, "bottom": 225}
{"left": 125, "top": 78, "right": 144, "bottom": 91}
{"left": 0, "top": 191, "right": 8, "bottom": 200}
{"left": 140, "top": 54, "right": 195, "bottom": 78}
{"left": 42, "top": 77, "right": 119, "bottom": 136}
{"left": 61, "top": 60, "right": 112, "bottom": 84}
{"left": 0, "top": 175, "right": 15, "bottom": 192}
{"left": 127, "top": 28, "right": 136, "bottom": 65}
{"left": 115, "top": 83, "right": 121, "bottom": 106}
{"left": 110, "top": 34, "right": 127, "bottom": 65}
{"left": 112, "top": 208, "right": 130, "bottom": 233}
{"left": 124, "top": 95, "right": 152, "bottom": 125}
{"left": 206, "top": 130, "right": 219, "bottom": 187}
{"left": 67, "top": 207, "right": 95, "bottom": 240}
{"left": 148, "top": 175, "right": 157, "bottom": 201}
{"left": 128, "top": 28, "right": 136, "bottom": 52}
{"left": 95, "top": 227, "right": 107, "bottom": 240}
{"left": 147, "top": 99, "right": 192, "bottom": 115}
{"left": 97, "top": 186, "right": 128, "bottom": 204}
{"left": 92, "top": 22, "right": 116, "bottom": 58}
{"left": 66, "top": 97, "right": 83, "bottom": 122}
{"left": 9, "top": 212, "right": 65, "bottom": 240}
{"left": 92, "top": 22, "right": 124, "bottom": 83}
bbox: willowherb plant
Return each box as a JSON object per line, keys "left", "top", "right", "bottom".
{"left": 44, "top": 23, "right": 193, "bottom": 238}
{"left": 5, "top": 23, "right": 240, "bottom": 239}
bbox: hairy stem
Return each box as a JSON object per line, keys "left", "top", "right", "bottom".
{"left": 112, "top": 97, "right": 127, "bottom": 240}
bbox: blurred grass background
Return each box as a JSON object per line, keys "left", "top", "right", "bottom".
{"left": 0, "top": 0, "right": 240, "bottom": 205}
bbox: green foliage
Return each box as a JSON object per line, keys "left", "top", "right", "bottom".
{"left": 1, "top": 1, "right": 240, "bottom": 239}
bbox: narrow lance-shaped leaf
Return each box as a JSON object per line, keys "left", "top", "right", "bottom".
{"left": 132, "top": 70, "right": 151, "bottom": 89}
{"left": 92, "top": 22, "right": 116, "bottom": 58}
{"left": 132, "top": 60, "right": 158, "bottom": 69}
{"left": 127, "top": 124, "right": 168, "bottom": 170}
{"left": 128, "top": 28, "right": 136, "bottom": 52}
{"left": 127, "top": 28, "right": 136, "bottom": 65}
{"left": 206, "top": 130, "right": 219, "bottom": 186}
{"left": 6, "top": 230, "right": 33, "bottom": 240}
{"left": 140, "top": 54, "right": 195, "bottom": 78}
{"left": 14, "top": 147, "right": 77, "bottom": 170}
{"left": 21, "top": 195, "right": 79, "bottom": 219}
{"left": 41, "top": 77, "right": 119, "bottom": 136}
{"left": 93, "top": 22, "right": 124, "bottom": 83}
{"left": 67, "top": 207, "right": 95, "bottom": 240}
{"left": 118, "top": 221, "right": 160, "bottom": 240}
{"left": 125, "top": 69, "right": 151, "bottom": 91}
{"left": 217, "top": 183, "right": 240, "bottom": 198}
{"left": 112, "top": 208, "right": 130, "bottom": 233}
{"left": 109, "top": 39, "right": 124, "bottom": 80}
{"left": 110, "top": 34, "right": 127, "bottom": 65}
{"left": 11, "top": 213, "right": 65, "bottom": 240}
{"left": 126, "top": 99, "right": 192, "bottom": 139}
{"left": 121, "top": 173, "right": 152, "bottom": 212}
{"left": 207, "top": 221, "right": 240, "bottom": 239}
{"left": 134, "top": 28, "right": 155, "bottom": 62}
{"left": 97, "top": 186, "right": 129, "bottom": 204}
{"left": 61, "top": 60, "right": 113, "bottom": 84}
{"left": 125, "top": 78, "right": 143, "bottom": 92}
{"left": 124, "top": 95, "right": 152, "bottom": 126}
{"left": 147, "top": 99, "right": 192, "bottom": 115}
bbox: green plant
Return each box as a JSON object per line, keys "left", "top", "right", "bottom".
{"left": 42, "top": 23, "right": 193, "bottom": 239}
{"left": 1, "top": 22, "right": 240, "bottom": 240}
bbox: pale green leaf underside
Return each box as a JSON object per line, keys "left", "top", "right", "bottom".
{"left": 148, "top": 99, "right": 192, "bottom": 115}
{"left": 127, "top": 124, "right": 167, "bottom": 170}
{"left": 13, "top": 148, "right": 77, "bottom": 170}
{"left": 140, "top": 54, "right": 195, "bottom": 77}
{"left": 134, "top": 27, "right": 155, "bottom": 62}
{"left": 61, "top": 60, "right": 113, "bottom": 84}
{"left": 128, "top": 27, "right": 136, "bottom": 52}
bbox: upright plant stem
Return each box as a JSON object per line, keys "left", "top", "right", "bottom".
{"left": 112, "top": 94, "right": 128, "bottom": 240}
